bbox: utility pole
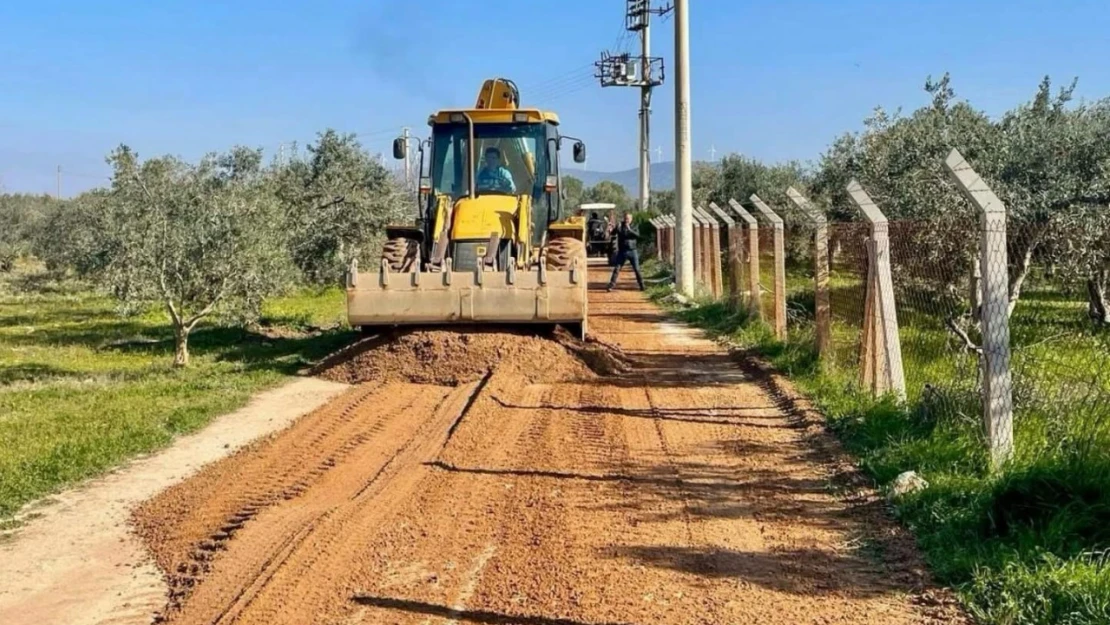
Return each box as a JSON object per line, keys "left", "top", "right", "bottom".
{"left": 56, "top": 166, "right": 61, "bottom": 199}
{"left": 596, "top": 0, "right": 672, "bottom": 212}
{"left": 655, "top": 145, "right": 663, "bottom": 162}
{"left": 674, "top": 0, "right": 694, "bottom": 295}
{"left": 636, "top": 3, "right": 651, "bottom": 212}
{"left": 278, "top": 143, "right": 285, "bottom": 167}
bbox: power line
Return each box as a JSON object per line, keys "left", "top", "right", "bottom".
{"left": 530, "top": 74, "right": 598, "bottom": 103}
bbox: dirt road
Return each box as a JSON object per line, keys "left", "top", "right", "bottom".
{"left": 131, "top": 268, "right": 965, "bottom": 625}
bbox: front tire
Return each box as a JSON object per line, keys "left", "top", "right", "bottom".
{"left": 544, "top": 237, "right": 586, "bottom": 271}
{"left": 381, "top": 237, "right": 419, "bottom": 272}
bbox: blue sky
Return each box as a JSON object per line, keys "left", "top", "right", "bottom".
{"left": 2, "top": 0, "right": 1109, "bottom": 196}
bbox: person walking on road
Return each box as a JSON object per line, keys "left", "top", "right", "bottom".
{"left": 606, "top": 212, "right": 645, "bottom": 292}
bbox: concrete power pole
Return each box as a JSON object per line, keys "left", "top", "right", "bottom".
{"left": 595, "top": 1, "right": 672, "bottom": 211}
{"left": 637, "top": 5, "right": 652, "bottom": 212}
{"left": 674, "top": 0, "right": 694, "bottom": 295}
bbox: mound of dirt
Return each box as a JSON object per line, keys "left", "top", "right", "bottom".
{"left": 551, "top": 327, "right": 634, "bottom": 376}
{"left": 315, "top": 329, "right": 599, "bottom": 386}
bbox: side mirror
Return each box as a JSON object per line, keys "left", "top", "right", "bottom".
{"left": 392, "top": 137, "right": 407, "bottom": 160}
{"left": 572, "top": 141, "right": 586, "bottom": 164}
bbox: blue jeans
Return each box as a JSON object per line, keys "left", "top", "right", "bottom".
{"left": 608, "top": 249, "right": 644, "bottom": 290}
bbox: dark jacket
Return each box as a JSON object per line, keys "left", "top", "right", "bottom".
{"left": 613, "top": 222, "right": 640, "bottom": 252}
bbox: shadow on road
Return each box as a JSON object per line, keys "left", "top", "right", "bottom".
{"left": 351, "top": 595, "right": 637, "bottom": 625}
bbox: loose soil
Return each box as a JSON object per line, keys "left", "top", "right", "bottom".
{"left": 314, "top": 328, "right": 597, "bottom": 386}
{"left": 124, "top": 268, "right": 967, "bottom": 625}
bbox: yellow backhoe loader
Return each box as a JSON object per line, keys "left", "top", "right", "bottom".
{"left": 345, "top": 78, "right": 591, "bottom": 338}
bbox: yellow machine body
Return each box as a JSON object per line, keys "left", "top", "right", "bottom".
{"left": 346, "top": 78, "right": 589, "bottom": 337}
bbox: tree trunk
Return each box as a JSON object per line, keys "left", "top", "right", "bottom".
{"left": 173, "top": 326, "right": 190, "bottom": 367}
{"left": 969, "top": 251, "right": 982, "bottom": 323}
{"left": 1088, "top": 272, "right": 1109, "bottom": 326}
{"left": 1007, "top": 239, "right": 1037, "bottom": 318}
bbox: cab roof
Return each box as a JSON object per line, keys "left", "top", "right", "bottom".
{"left": 428, "top": 108, "right": 560, "bottom": 126}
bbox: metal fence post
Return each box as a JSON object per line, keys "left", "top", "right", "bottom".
{"left": 728, "top": 199, "right": 761, "bottom": 318}
{"left": 695, "top": 206, "right": 723, "bottom": 299}
{"left": 846, "top": 180, "right": 906, "bottom": 400}
{"left": 750, "top": 194, "right": 787, "bottom": 340}
{"left": 709, "top": 202, "right": 742, "bottom": 311}
{"left": 787, "top": 187, "right": 831, "bottom": 363}
{"left": 944, "top": 148, "right": 1014, "bottom": 467}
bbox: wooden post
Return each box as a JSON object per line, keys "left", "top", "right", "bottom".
{"left": 944, "top": 148, "right": 1014, "bottom": 468}
{"left": 727, "top": 199, "right": 761, "bottom": 318}
{"left": 750, "top": 194, "right": 787, "bottom": 340}
{"left": 786, "top": 187, "right": 831, "bottom": 363}
{"left": 695, "top": 206, "right": 723, "bottom": 299}
{"left": 709, "top": 202, "right": 742, "bottom": 311}
{"left": 846, "top": 180, "right": 906, "bottom": 400}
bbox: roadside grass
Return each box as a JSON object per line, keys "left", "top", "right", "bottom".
{"left": 0, "top": 266, "right": 352, "bottom": 520}
{"left": 648, "top": 273, "right": 1110, "bottom": 625}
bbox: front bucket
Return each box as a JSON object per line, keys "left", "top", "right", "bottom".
{"left": 346, "top": 260, "right": 588, "bottom": 337}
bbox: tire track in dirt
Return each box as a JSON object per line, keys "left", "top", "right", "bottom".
{"left": 130, "top": 267, "right": 967, "bottom": 625}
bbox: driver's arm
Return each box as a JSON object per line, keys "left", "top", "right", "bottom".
{"left": 500, "top": 168, "right": 517, "bottom": 193}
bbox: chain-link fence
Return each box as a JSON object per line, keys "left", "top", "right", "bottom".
{"left": 826, "top": 222, "right": 869, "bottom": 375}
{"left": 886, "top": 218, "right": 982, "bottom": 420}
{"left": 652, "top": 178, "right": 1110, "bottom": 467}
{"left": 1006, "top": 221, "right": 1110, "bottom": 457}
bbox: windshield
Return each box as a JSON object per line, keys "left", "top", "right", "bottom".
{"left": 431, "top": 122, "right": 547, "bottom": 199}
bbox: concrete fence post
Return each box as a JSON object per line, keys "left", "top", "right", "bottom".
{"left": 695, "top": 206, "right": 723, "bottom": 299}
{"left": 944, "top": 148, "right": 1014, "bottom": 468}
{"left": 650, "top": 218, "right": 663, "bottom": 259}
{"left": 660, "top": 215, "right": 672, "bottom": 265}
{"left": 709, "top": 202, "right": 742, "bottom": 311}
{"left": 846, "top": 180, "right": 906, "bottom": 400}
{"left": 750, "top": 194, "right": 787, "bottom": 340}
{"left": 728, "top": 199, "right": 761, "bottom": 318}
{"left": 787, "top": 187, "right": 831, "bottom": 363}
{"left": 664, "top": 214, "right": 677, "bottom": 265}
{"left": 691, "top": 209, "right": 710, "bottom": 293}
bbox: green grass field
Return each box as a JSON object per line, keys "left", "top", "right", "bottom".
{"left": 0, "top": 265, "right": 353, "bottom": 521}
{"left": 650, "top": 267, "right": 1110, "bottom": 625}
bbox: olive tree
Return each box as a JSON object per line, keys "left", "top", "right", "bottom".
{"left": 102, "top": 145, "right": 292, "bottom": 366}
{"left": 583, "top": 180, "right": 634, "bottom": 213}
{"left": 32, "top": 190, "right": 112, "bottom": 277}
{"left": 562, "top": 175, "right": 585, "bottom": 211}
{"left": 987, "top": 80, "right": 1110, "bottom": 316}
{"left": 811, "top": 75, "right": 1000, "bottom": 317}
{"left": 275, "top": 129, "right": 404, "bottom": 285}
{"left": 0, "top": 193, "right": 60, "bottom": 272}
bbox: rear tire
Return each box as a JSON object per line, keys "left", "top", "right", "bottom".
{"left": 544, "top": 237, "right": 586, "bottom": 271}
{"left": 381, "top": 237, "right": 419, "bottom": 272}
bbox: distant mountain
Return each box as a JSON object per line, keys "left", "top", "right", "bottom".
{"left": 566, "top": 162, "right": 675, "bottom": 198}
